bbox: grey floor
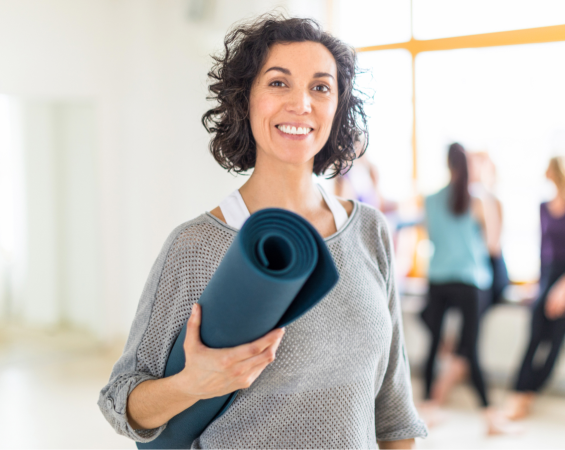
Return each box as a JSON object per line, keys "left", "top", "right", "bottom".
{"left": 1, "top": 326, "right": 564, "bottom": 449}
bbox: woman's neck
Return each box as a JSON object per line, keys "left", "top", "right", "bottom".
{"left": 239, "top": 158, "right": 322, "bottom": 216}
{"left": 210, "top": 152, "right": 352, "bottom": 238}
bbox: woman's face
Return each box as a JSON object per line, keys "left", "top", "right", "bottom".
{"left": 249, "top": 41, "right": 339, "bottom": 169}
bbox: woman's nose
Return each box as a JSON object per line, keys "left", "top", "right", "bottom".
{"left": 286, "top": 89, "right": 312, "bottom": 115}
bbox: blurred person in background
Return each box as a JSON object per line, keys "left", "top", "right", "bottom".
{"left": 335, "top": 135, "right": 407, "bottom": 262}
{"left": 421, "top": 143, "right": 515, "bottom": 434}
{"left": 506, "top": 156, "right": 565, "bottom": 420}
{"left": 468, "top": 152, "right": 509, "bottom": 307}
{"left": 429, "top": 151, "right": 509, "bottom": 406}
{"left": 334, "top": 134, "right": 397, "bottom": 214}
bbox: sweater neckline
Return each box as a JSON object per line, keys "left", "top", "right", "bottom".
{"left": 205, "top": 200, "right": 359, "bottom": 244}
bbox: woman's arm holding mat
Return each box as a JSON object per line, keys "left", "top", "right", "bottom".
{"left": 99, "top": 219, "right": 284, "bottom": 442}
{"left": 127, "top": 304, "right": 284, "bottom": 430}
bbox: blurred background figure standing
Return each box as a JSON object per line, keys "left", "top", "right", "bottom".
{"left": 468, "top": 151, "right": 510, "bottom": 308}
{"left": 506, "top": 156, "right": 565, "bottom": 420}
{"left": 421, "top": 143, "right": 515, "bottom": 434}
{"left": 335, "top": 134, "right": 397, "bottom": 214}
{"left": 428, "top": 151, "right": 510, "bottom": 407}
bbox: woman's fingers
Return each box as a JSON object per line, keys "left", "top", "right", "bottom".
{"left": 231, "top": 339, "right": 282, "bottom": 376}
{"left": 177, "top": 304, "right": 286, "bottom": 398}
{"left": 220, "top": 328, "right": 285, "bottom": 365}
{"left": 227, "top": 340, "right": 283, "bottom": 390}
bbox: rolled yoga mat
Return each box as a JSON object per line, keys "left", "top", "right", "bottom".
{"left": 137, "top": 208, "right": 339, "bottom": 449}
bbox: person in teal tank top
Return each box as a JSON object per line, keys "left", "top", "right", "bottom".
{"left": 426, "top": 185, "right": 492, "bottom": 290}
{"left": 421, "top": 143, "right": 514, "bottom": 434}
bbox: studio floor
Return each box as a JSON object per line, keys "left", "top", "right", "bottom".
{"left": 0, "top": 325, "right": 564, "bottom": 449}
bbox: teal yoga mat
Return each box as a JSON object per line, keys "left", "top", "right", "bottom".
{"left": 137, "top": 208, "right": 339, "bottom": 449}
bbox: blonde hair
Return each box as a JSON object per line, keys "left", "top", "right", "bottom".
{"left": 548, "top": 156, "right": 565, "bottom": 194}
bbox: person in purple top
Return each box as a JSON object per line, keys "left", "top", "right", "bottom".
{"left": 506, "top": 156, "right": 565, "bottom": 420}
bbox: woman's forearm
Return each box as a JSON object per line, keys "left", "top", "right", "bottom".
{"left": 126, "top": 374, "right": 199, "bottom": 430}
{"left": 378, "top": 438, "right": 416, "bottom": 449}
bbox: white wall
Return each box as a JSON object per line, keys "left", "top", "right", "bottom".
{"left": 20, "top": 103, "right": 61, "bottom": 327}
{"left": 0, "top": 95, "right": 26, "bottom": 322}
{"left": 0, "top": 0, "right": 329, "bottom": 340}
{"left": 12, "top": 102, "right": 101, "bottom": 332}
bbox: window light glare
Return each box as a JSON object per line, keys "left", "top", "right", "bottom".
{"left": 413, "top": 0, "right": 565, "bottom": 40}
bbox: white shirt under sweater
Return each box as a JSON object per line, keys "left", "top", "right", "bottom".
{"left": 98, "top": 196, "right": 427, "bottom": 448}
{"left": 219, "top": 184, "right": 349, "bottom": 231}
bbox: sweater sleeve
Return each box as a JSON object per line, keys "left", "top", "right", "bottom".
{"left": 374, "top": 214, "right": 428, "bottom": 442}
{"left": 98, "top": 221, "right": 207, "bottom": 443}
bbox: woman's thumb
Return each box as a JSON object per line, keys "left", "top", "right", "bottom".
{"left": 185, "top": 303, "right": 202, "bottom": 347}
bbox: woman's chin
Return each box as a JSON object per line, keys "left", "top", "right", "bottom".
{"left": 267, "top": 146, "right": 318, "bottom": 166}
{"left": 273, "top": 154, "right": 316, "bottom": 169}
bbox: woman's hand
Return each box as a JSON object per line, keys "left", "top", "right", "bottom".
{"left": 545, "top": 276, "right": 565, "bottom": 320}
{"left": 126, "top": 303, "right": 284, "bottom": 431}
{"left": 174, "top": 303, "right": 285, "bottom": 400}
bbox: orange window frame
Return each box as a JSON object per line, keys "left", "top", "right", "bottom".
{"left": 344, "top": 4, "right": 565, "bottom": 180}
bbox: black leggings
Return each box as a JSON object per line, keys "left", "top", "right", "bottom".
{"left": 422, "top": 283, "right": 490, "bottom": 407}
{"left": 515, "top": 262, "right": 565, "bottom": 392}
{"left": 454, "top": 255, "right": 508, "bottom": 357}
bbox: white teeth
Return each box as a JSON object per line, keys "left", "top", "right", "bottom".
{"left": 277, "top": 125, "right": 312, "bottom": 135}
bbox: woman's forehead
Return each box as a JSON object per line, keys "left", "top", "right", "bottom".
{"left": 261, "top": 41, "right": 337, "bottom": 78}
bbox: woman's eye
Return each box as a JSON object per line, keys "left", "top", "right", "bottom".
{"left": 313, "top": 85, "right": 330, "bottom": 93}
{"left": 270, "top": 81, "right": 286, "bottom": 87}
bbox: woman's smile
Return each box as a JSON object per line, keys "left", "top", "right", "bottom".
{"left": 275, "top": 122, "right": 314, "bottom": 140}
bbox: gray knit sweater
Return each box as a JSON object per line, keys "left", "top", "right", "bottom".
{"left": 98, "top": 202, "right": 427, "bottom": 448}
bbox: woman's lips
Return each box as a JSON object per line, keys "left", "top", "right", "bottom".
{"left": 275, "top": 125, "right": 313, "bottom": 141}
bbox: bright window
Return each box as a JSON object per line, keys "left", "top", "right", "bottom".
{"left": 356, "top": 50, "right": 413, "bottom": 201}
{"left": 413, "top": 0, "right": 565, "bottom": 40}
{"left": 337, "top": 0, "right": 411, "bottom": 47}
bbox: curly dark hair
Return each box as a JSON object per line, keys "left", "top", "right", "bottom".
{"left": 201, "top": 14, "right": 369, "bottom": 178}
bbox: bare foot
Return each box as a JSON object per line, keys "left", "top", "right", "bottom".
{"left": 504, "top": 392, "right": 535, "bottom": 421}
{"left": 430, "top": 355, "right": 468, "bottom": 405}
{"left": 485, "top": 408, "right": 524, "bottom": 435}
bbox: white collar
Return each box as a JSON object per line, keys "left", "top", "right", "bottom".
{"left": 218, "top": 184, "right": 349, "bottom": 231}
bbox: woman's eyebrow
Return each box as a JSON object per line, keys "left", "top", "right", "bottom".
{"left": 263, "top": 67, "right": 335, "bottom": 80}
{"left": 264, "top": 66, "right": 291, "bottom": 75}
{"left": 313, "top": 72, "right": 334, "bottom": 80}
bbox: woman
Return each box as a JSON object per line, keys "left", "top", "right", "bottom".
{"left": 468, "top": 152, "right": 509, "bottom": 309}
{"left": 422, "top": 143, "right": 511, "bottom": 433}
{"left": 506, "top": 156, "right": 565, "bottom": 420}
{"left": 98, "top": 16, "right": 427, "bottom": 449}
{"left": 429, "top": 151, "right": 509, "bottom": 406}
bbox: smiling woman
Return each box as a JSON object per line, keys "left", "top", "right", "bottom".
{"left": 202, "top": 16, "right": 367, "bottom": 177}
{"left": 99, "top": 14, "right": 427, "bottom": 449}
